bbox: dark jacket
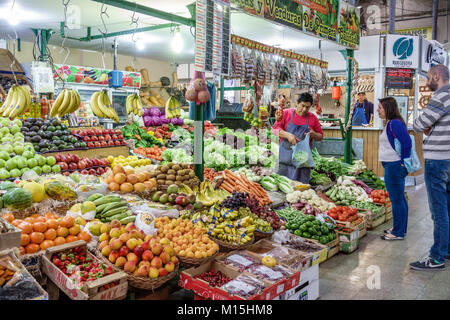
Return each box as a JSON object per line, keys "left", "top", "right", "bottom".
{"left": 354, "top": 99, "right": 374, "bottom": 123}
{"left": 386, "top": 119, "right": 412, "bottom": 163}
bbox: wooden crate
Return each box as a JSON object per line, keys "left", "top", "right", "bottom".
{"left": 42, "top": 145, "right": 130, "bottom": 159}
{"left": 42, "top": 240, "right": 128, "bottom": 300}
{"left": 385, "top": 204, "right": 392, "bottom": 221}
{"left": 0, "top": 217, "right": 21, "bottom": 251}
{"left": 327, "top": 245, "right": 339, "bottom": 259}
{"left": 367, "top": 214, "right": 386, "bottom": 230}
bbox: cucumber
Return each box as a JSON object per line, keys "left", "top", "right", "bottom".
{"left": 93, "top": 195, "right": 122, "bottom": 206}
{"left": 85, "top": 193, "right": 104, "bottom": 202}
{"left": 100, "top": 201, "right": 128, "bottom": 215}
{"left": 96, "top": 203, "right": 110, "bottom": 214}
{"left": 102, "top": 206, "right": 129, "bottom": 218}
{"left": 119, "top": 215, "right": 136, "bottom": 224}
{"left": 106, "top": 211, "right": 131, "bottom": 222}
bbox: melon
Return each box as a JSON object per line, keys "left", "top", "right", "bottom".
{"left": 0, "top": 181, "right": 18, "bottom": 191}
{"left": 2, "top": 188, "right": 33, "bottom": 210}
{"left": 21, "top": 181, "right": 45, "bottom": 203}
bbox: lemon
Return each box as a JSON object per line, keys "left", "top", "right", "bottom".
{"left": 107, "top": 156, "right": 114, "bottom": 163}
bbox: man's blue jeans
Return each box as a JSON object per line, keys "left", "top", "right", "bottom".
{"left": 382, "top": 161, "right": 408, "bottom": 237}
{"left": 424, "top": 159, "right": 450, "bottom": 264}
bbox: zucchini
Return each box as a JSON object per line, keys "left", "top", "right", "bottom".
{"left": 278, "top": 182, "right": 294, "bottom": 194}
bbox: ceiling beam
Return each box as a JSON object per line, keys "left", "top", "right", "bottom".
{"left": 90, "top": 0, "right": 196, "bottom": 27}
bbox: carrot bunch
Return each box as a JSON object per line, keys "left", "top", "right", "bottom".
{"left": 220, "top": 169, "right": 272, "bottom": 206}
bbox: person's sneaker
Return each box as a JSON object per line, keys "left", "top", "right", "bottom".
{"left": 409, "top": 256, "right": 445, "bottom": 271}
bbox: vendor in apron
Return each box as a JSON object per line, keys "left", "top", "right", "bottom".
{"left": 273, "top": 93, "right": 324, "bottom": 184}
{"left": 352, "top": 92, "right": 374, "bottom": 126}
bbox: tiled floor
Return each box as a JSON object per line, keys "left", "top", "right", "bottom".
{"left": 319, "top": 180, "right": 450, "bottom": 300}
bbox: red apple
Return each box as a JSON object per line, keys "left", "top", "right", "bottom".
{"left": 87, "top": 142, "right": 94, "bottom": 148}
{"left": 98, "top": 135, "right": 105, "bottom": 141}
{"left": 88, "top": 169, "right": 96, "bottom": 175}
{"left": 95, "top": 142, "right": 101, "bottom": 148}
{"left": 112, "top": 134, "right": 118, "bottom": 140}
{"left": 77, "top": 160, "right": 86, "bottom": 170}
{"left": 68, "top": 163, "right": 78, "bottom": 170}
{"left": 104, "top": 135, "right": 111, "bottom": 141}
{"left": 85, "top": 159, "right": 93, "bottom": 167}
{"left": 63, "top": 171, "right": 70, "bottom": 176}
{"left": 114, "top": 141, "right": 121, "bottom": 146}
{"left": 118, "top": 246, "right": 129, "bottom": 257}
{"left": 58, "top": 162, "right": 68, "bottom": 170}
{"left": 71, "top": 154, "right": 80, "bottom": 163}
{"left": 54, "top": 154, "right": 61, "bottom": 162}
{"left": 115, "top": 129, "right": 121, "bottom": 134}
{"left": 108, "top": 141, "right": 114, "bottom": 146}
{"left": 100, "top": 141, "right": 107, "bottom": 147}
{"left": 97, "top": 167, "right": 105, "bottom": 175}
{"left": 81, "top": 169, "right": 89, "bottom": 175}
{"left": 83, "top": 136, "right": 91, "bottom": 142}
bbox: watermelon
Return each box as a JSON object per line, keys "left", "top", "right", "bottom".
{"left": 0, "top": 181, "right": 18, "bottom": 191}
{"left": 2, "top": 188, "right": 33, "bottom": 210}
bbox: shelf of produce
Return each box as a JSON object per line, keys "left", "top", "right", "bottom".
{"left": 267, "top": 191, "right": 286, "bottom": 208}
{"left": 69, "top": 126, "right": 103, "bottom": 130}
{"left": 41, "top": 145, "right": 129, "bottom": 159}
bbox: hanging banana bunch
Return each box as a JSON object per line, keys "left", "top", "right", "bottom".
{"left": 89, "top": 90, "right": 119, "bottom": 122}
{"left": 126, "top": 93, "right": 143, "bottom": 116}
{"left": 165, "top": 96, "right": 181, "bottom": 119}
{"left": 49, "top": 88, "right": 81, "bottom": 118}
{"left": 0, "top": 84, "right": 31, "bottom": 119}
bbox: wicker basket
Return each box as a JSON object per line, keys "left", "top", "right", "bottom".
{"left": 179, "top": 250, "right": 219, "bottom": 268}
{"left": 213, "top": 236, "right": 255, "bottom": 252}
{"left": 254, "top": 229, "right": 274, "bottom": 241}
{"left": 93, "top": 248, "right": 179, "bottom": 290}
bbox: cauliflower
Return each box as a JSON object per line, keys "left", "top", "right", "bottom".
{"left": 286, "top": 191, "right": 302, "bottom": 203}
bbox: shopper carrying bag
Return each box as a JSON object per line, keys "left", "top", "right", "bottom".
{"left": 377, "top": 97, "right": 412, "bottom": 241}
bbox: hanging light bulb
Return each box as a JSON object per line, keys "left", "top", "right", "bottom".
{"left": 136, "top": 41, "right": 145, "bottom": 51}
{"left": 171, "top": 26, "right": 183, "bottom": 54}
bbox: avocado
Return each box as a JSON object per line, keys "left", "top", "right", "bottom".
{"left": 38, "top": 140, "right": 49, "bottom": 148}
{"left": 61, "top": 135, "right": 68, "bottom": 142}
{"left": 37, "top": 130, "right": 45, "bottom": 137}
{"left": 60, "top": 124, "right": 67, "bottom": 130}
{"left": 152, "top": 191, "right": 163, "bottom": 202}
{"left": 31, "top": 135, "right": 41, "bottom": 143}
{"left": 66, "top": 143, "right": 74, "bottom": 149}
{"left": 24, "top": 136, "right": 31, "bottom": 143}
{"left": 58, "top": 144, "right": 66, "bottom": 150}
{"left": 47, "top": 126, "right": 56, "bottom": 132}
{"left": 50, "top": 146, "right": 58, "bottom": 151}
{"left": 159, "top": 194, "right": 169, "bottom": 204}
{"left": 21, "top": 127, "right": 29, "bottom": 132}
{"left": 53, "top": 130, "right": 62, "bottom": 137}
{"left": 30, "top": 126, "right": 39, "bottom": 132}
{"left": 74, "top": 142, "right": 81, "bottom": 148}
{"left": 52, "top": 136, "right": 60, "bottom": 141}
{"left": 35, "top": 120, "right": 43, "bottom": 127}
{"left": 44, "top": 132, "right": 53, "bottom": 140}
{"left": 53, "top": 140, "right": 62, "bottom": 146}
{"left": 51, "top": 119, "right": 60, "bottom": 126}
{"left": 34, "top": 145, "right": 40, "bottom": 152}
{"left": 40, "top": 147, "right": 49, "bottom": 153}
{"left": 41, "top": 125, "right": 47, "bottom": 131}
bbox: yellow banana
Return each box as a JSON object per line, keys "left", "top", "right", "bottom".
{"left": 9, "top": 86, "right": 30, "bottom": 119}
{"left": 1, "top": 85, "right": 16, "bottom": 115}
{"left": 90, "top": 92, "right": 103, "bottom": 117}
{"left": 66, "top": 90, "right": 80, "bottom": 114}
{"left": 97, "top": 91, "right": 113, "bottom": 118}
{"left": 50, "top": 89, "right": 66, "bottom": 118}
{"left": 58, "top": 89, "right": 74, "bottom": 116}
{"left": 3, "top": 86, "right": 19, "bottom": 117}
{"left": 7, "top": 86, "right": 25, "bottom": 119}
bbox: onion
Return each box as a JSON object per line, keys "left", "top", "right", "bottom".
{"left": 185, "top": 88, "right": 197, "bottom": 102}
{"left": 198, "top": 90, "right": 210, "bottom": 103}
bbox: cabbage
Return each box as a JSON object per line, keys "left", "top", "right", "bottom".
{"left": 152, "top": 116, "right": 162, "bottom": 126}
{"left": 143, "top": 108, "right": 152, "bottom": 117}
{"left": 149, "top": 107, "right": 161, "bottom": 117}
{"left": 143, "top": 116, "right": 152, "bottom": 127}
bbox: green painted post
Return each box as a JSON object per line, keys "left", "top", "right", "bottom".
{"left": 193, "top": 102, "right": 204, "bottom": 181}
{"left": 342, "top": 49, "right": 354, "bottom": 164}
{"left": 219, "top": 76, "right": 224, "bottom": 106}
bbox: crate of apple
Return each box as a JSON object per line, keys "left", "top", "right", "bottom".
{"left": 56, "top": 153, "right": 111, "bottom": 176}
{"left": 72, "top": 128, "right": 126, "bottom": 149}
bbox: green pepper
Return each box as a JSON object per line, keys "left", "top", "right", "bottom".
{"left": 319, "top": 236, "right": 329, "bottom": 244}
{"left": 294, "top": 230, "right": 302, "bottom": 237}
{"left": 313, "top": 220, "right": 321, "bottom": 226}
{"left": 291, "top": 223, "right": 299, "bottom": 230}
{"left": 307, "top": 216, "right": 316, "bottom": 222}
{"left": 300, "top": 224, "right": 308, "bottom": 231}
{"left": 306, "top": 221, "right": 313, "bottom": 227}
{"left": 308, "top": 227, "right": 317, "bottom": 235}
{"left": 321, "top": 226, "right": 329, "bottom": 234}
{"left": 302, "top": 232, "right": 311, "bottom": 238}
{"left": 311, "top": 235, "right": 320, "bottom": 241}
{"left": 316, "top": 230, "right": 322, "bottom": 236}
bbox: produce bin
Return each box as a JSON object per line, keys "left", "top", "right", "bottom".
{"left": 336, "top": 227, "right": 360, "bottom": 254}
{"left": 357, "top": 207, "right": 386, "bottom": 230}
{"left": 42, "top": 240, "right": 128, "bottom": 300}
{"left": 0, "top": 248, "right": 48, "bottom": 300}
{"left": 309, "top": 230, "right": 339, "bottom": 261}
{"left": 385, "top": 204, "right": 392, "bottom": 221}
{"left": 279, "top": 235, "right": 328, "bottom": 266}
{"left": 335, "top": 213, "right": 367, "bottom": 239}
{"left": 0, "top": 217, "right": 21, "bottom": 251}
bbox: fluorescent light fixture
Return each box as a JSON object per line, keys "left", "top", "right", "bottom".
{"left": 0, "top": 2, "right": 45, "bottom": 25}
{"left": 136, "top": 41, "right": 145, "bottom": 51}
{"left": 171, "top": 26, "right": 183, "bottom": 54}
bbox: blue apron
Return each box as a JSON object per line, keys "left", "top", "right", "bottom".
{"left": 277, "top": 112, "right": 311, "bottom": 183}
{"left": 352, "top": 101, "right": 368, "bottom": 126}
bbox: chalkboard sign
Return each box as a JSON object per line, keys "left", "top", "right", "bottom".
{"left": 385, "top": 68, "right": 415, "bottom": 89}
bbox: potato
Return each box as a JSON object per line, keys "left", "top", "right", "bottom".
{"left": 165, "top": 180, "right": 175, "bottom": 185}
{"left": 166, "top": 175, "right": 176, "bottom": 181}
{"left": 160, "top": 166, "right": 169, "bottom": 173}
{"left": 176, "top": 176, "right": 184, "bottom": 182}
{"left": 167, "top": 169, "right": 176, "bottom": 175}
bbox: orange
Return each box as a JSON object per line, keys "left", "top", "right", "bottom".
{"left": 108, "top": 182, "right": 120, "bottom": 191}
{"left": 78, "top": 231, "right": 91, "bottom": 243}
{"left": 11, "top": 219, "right": 23, "bottom": 227}
{"left": 54, "top": 237, "right": 66, "bottom": 246}
{"left": 44, "top": 228, "right": 57, "bottom": 240}
{"left": 1, "top": 213, "right": 14, "bottom": 223}
{"left": 65, "top": 235, "right": 78, "bottom": 243}
{"left": 34, "top": 216, "right": 47, "bottom": 223}
{"left": 40, "top": 240, "right": 54, "bottom": 250}
{"left": 18, "top": 222, "right": 33, "bottom": 234}
{"left": 20, "top": 233, "right": 30, "bottom": 246}
{"left": 60, "top": 216, "right": 75, "bottom": 228}
{"left": 46, "top": 219, "right": 59, "bottom": 230}
{"left": 31, "top": 214, "right": 42, "bottom": 219}
{"left": 32, "top": 221, "right": 47, "bottom": 233}
{"left": 19, "top": 246, "right": 25, "bottom": 255}
{"left": 57, "top": 227, "right": 69, "bottom": 238}
{"left": 69, "top": 225, "right": 81, "bottom": 236}
{"left": 30, "top": 232, "right": 44, "bottom": 244}
{"left": 24, "top": 217, "right": 35, "bottom": 224}
{"left": 25, "top": 243, "right": 40, "bottom": 254}
{"left": 44, "top": 212, "right": 55, "bottom": 219}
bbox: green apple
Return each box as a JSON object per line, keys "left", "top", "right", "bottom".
{"left": 9, "top": 125, "right": 20, "bottom": 134}
{"left": 0, "top": 151, "right": 9, "bottom": 161}
{"left": 1, "top": 136, "right": 13, "bottom": 144}
{"left": 46, "top": 156, "right": 56, "bottom": 166}
{"left": 13, "top": 144, "right": 24, "bottom": 155}
{"left": 22, "top": 151, "right": 34, "bottom": 159}
{"left": 32, "top": 166, "right": 42, "bottom": 175}
{"left": 13, "top": 119, "right": 22, "bottom": 128}
{"left": 0, "top": 168, "right": 10, "bottom": 179}
{"left": 52, "top": 165, "right": 61, "bottom": 173}
{"left": 2, "top": 144, "right": 13, "bottom": 155}
{"left": 41, "top": 165, "right": 51, "bottom": 174}
{"left": 27, "top": 158, "right": 38, "bottom": 168}
{"left": 20, "top": 167, "right": 30, "bottom": 176}
{"left": 35, "top": 154, "right": 46, "bottom": 167}
{"left": 5, "top": 158, "right": 16, "bottom": 171}
{"left": 24, "top": 145, "right": 34, "bottom": 154}
{"left": 9, "top": 168, "right": 21, "bottom": 178}
{"left": 0, "top": 159, "right": 5, "bottom": 168}
{"left": 0, "top": 127, "right": 9, "bottom": 136}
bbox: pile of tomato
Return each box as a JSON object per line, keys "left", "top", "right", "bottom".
{"left": 327, "top": 206, "right": 359, "bottom": 222}
{"left": 134, "top": 146, "right": 166, "bottom": 161}
{"left": 370, "top": 190, "right": 389, "bottom": 204}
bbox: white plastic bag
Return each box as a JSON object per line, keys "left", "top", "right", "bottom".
{"left": 135, "top": 211, "right": 158, "bottom": 236}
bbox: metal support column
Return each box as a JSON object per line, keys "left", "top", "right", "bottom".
{"left": 219, "top": 76, "right": 224, "bottom": 107}
{"left": 31, "top": 29, "right": 53, "bottom": 61}
{"left": 193, "top": 103, "right": 204, "bottom": 181}
{"left": 432, "top": 0, "right": 438, "bottom": 40}
{"left": 389, "top": 0, "right": 396, "bottom": 34}
{"left": 341, "top": 49, "right": 354, "bottom": 164}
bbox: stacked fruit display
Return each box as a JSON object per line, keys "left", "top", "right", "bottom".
{"left": 89, "top": 90, "right": 119, "bottom": 122}
{"left": 154, "top": 216, "right": 219, "bottom": 259}
{"left": 21, "top": 118, "right": 82, "bottom": 153}
{"left": 98, "top": 221, "right": 179, "bottom": 279}
{"left": 83, "top": 194, "right": 135, "bottom": 225}
{"left": 1, "top": 212, "right": 91, "bottom": 255}
{"left": 150, "top": 184, "right": 197, "bottom": 211}
{"left": 105, "top": 164, "right": 157, "bottom": 193}
{"left": 107, "top": 155, "right": 152, "bottom": 169}
{"left": 150, "top": 162, "right": 199, "bottom": 189}
{"left": 55, "top": 153, "right": 110, "bottom": 176}
{"left": 50, "top": 246, "right": 118, "bottom": 292}
{"left": 244, "top": 194, "right": 286, "bottom": 230}
{"left": 73, "top": 128, "right": 126, "bottom": 148}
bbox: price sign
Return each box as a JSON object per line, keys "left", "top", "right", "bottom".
{"left": 385, "top": 68, "right": 415, "bottom": 89}
{"left": 31, "top": 61, "right": 54, "bottom": 93}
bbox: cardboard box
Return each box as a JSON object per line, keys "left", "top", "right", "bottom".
{"left": 41, "top": 240, "right": 128, "bottom": 300}
{"left": 281, "top": 279, "right": 319, "bottom": 300}
{"left": 282, "top": 235, "right": 328, "bottom": 266}
{"left": 0, "top": 217, "right": 21, "bottom": 251}
{"left": 340, "top": 239, "right": 359, "bottom": 253}
{"left": 0, "top": 248, "right": 48, "bottom": 300}
{"left": 336, "top": 227, "right": 360, "bottom": 253}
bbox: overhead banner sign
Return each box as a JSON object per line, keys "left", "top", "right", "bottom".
{"left": 385, "top": 35, "right": 419, "bottom": 69}
{"left": 381, "top": 26, "right": 432, "bottom": 40}
{"left": 230, "top": 0, "right": 359, "bottom": 49}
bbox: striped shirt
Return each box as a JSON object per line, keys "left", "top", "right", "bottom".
{"left": 413, "top": 83, "right": 450, "bottom": 160}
